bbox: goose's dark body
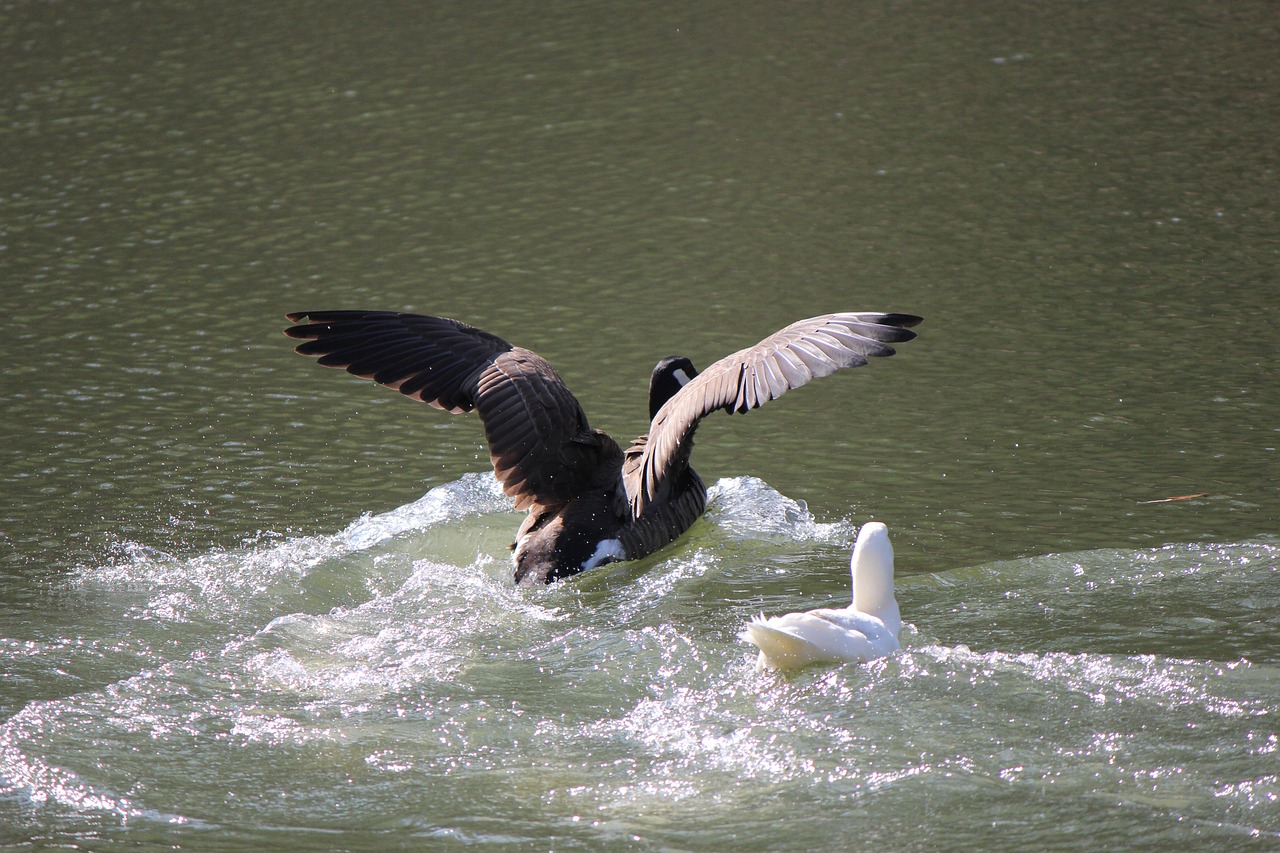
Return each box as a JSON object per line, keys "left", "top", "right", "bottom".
{"left": 284, "top": 310, "right": 921, "bottom": 584}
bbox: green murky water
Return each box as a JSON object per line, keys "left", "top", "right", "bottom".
{"left": 2, "top": 2, "right": 1276, "bottom": 849}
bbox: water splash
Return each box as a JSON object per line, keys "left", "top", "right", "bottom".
{"left": 708, "top": 476, "right": 855, "bottom": 543}
{"left": 3, "top": 475, "right": 1278, "bottom": 847}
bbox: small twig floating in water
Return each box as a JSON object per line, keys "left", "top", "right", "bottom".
{"left": 1136, "top": 493, "right": 1210, "bottom": 504}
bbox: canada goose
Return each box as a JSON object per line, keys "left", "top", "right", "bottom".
{"left": 284, "top": 310, "right": 921, "bottom": 584}
{"left": 743, "top": 521, "right": 901, "bottom": 671}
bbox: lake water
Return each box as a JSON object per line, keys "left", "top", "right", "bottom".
{"left": 2, "top": 1, "right": 1277, "bottom": 849}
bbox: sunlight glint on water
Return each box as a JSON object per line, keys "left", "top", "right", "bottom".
{"left": 2, "top": 475, "right": 1277, "bottom": 847}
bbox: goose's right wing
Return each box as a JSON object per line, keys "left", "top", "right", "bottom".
{"left": 284, "top": 310, "right": 608, "bottom": 510}
{"left": 625, "top": 312, "right": 921, "bottom": 517}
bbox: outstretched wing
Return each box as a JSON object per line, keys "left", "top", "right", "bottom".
{"left": 624, "top": 312, "right": 921, "bottom": 517}
{"left": 284, "top": 310, "right": 612, "bottom": 510}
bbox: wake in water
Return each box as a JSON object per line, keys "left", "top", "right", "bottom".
{"left": 2, "top": 473, "right": 1277, "bottom": 848}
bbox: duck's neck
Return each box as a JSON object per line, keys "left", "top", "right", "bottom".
{"left": 851, "top": 526, "right": 899, "bottom": 625}
{"left": 855, "top": 572, "right": 899, "bottom": 624}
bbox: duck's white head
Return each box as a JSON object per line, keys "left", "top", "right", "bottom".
{"left": 850, "top": 521, "right": 900, "bottom": 627}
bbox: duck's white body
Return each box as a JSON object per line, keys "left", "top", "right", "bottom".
{"left": 743, "top": 521, "right": 902, "bottom": 671}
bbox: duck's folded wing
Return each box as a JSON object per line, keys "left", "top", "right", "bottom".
{"left": 625, "top": 312, "right": 921, "bottom": 516}
{"left": 742, "top": 611, "right": 872, "bottom": 670}
{"left": 809, "top": 607, "right": 887, "bottom": 636}
{"left": 284, "top": 310, "right": 610, "bottom": 510}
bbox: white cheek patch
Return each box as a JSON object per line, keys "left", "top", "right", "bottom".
{"left": 581, "top": 538, "right": 626, "bottom": 572}
{"left": 673, "top": 368, "right": 693, "bottom": 387}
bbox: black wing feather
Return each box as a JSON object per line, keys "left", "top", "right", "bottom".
{"left": 285, "top": 310, "right": 615, "bottom": 508}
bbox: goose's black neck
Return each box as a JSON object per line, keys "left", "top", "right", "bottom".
{"left": 648, "top": 356, "right": 698, "bottom": 420}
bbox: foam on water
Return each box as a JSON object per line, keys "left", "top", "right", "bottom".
{"left": 2, "top": 474, "right": 1278, "bottom": 848}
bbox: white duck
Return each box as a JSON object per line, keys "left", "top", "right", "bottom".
{"left": 743, "top": 521, "right": 902, "bottom": 671}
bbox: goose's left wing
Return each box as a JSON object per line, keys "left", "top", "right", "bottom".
{"left": 283, "top": 310, "right": 609, "bottom": 510}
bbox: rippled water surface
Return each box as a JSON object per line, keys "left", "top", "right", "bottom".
{"left": 3, "top": 477, "right": 1278, "bottom": 850}
{"left": 2, "top": 0, "right": 1277, "bottom": 849}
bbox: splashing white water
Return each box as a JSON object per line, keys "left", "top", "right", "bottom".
{"left": 2, "top": 475, "right": 1277, "bottom": 847}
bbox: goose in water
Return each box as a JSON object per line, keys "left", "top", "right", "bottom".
{"left": 284, "top": 311, "right": 921, "bottom": 584}
{"left": 743, "top": 521, "right": 901, "bottom": 671}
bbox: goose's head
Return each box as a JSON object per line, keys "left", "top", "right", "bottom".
{"left": 851, "top": 521, "right": 900, "bottom": 627}
{"left": 648, "top": 356, "right": 698, "bottom": 420}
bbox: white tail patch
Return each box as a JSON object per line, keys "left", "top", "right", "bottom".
{"left": 581, "top": 538, "right": 626, "bottom": 572}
